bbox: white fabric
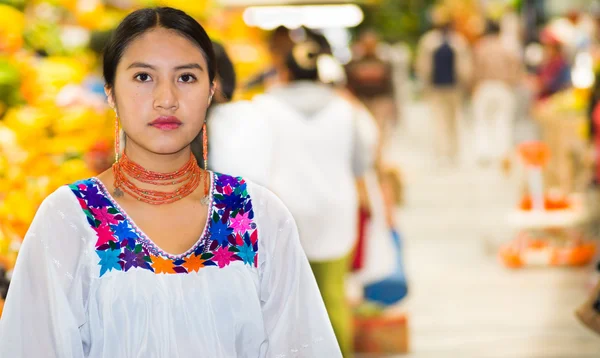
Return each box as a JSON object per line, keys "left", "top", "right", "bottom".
{"left": 208, "top": 102, "right": 272, "bottom": 187}
{"left": 209, "top": 92, "right": 378, "bottom": 262}
{"left": 473, "top": 81, "right": 517, "bottom": 161}
{"left": 0, "top": 183, "right": 341, "bottom": 357}
{"left": 351, "top": 170, "right": 396, "bottom": 285}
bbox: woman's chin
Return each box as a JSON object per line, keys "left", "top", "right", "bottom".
{"left": 146, "top": 142, "right": 190, "bottom": 156}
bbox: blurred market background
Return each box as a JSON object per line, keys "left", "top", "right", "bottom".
{"left": 3, "top": 0, "right": 600, "bottom": 356}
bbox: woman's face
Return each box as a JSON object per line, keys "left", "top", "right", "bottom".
{"left": 107, "top": 28, "right": 213, "bottom": 156}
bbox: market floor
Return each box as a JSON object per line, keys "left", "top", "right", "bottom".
{"left": 385, "top": 101, "right": 600, "bottom": 358}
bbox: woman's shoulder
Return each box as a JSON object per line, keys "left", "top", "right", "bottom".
{"left": 212, "top": 172, "right": 286, "bottom": 216}
{"left": 28, "top": 178, "right": 97, "bottom": 231}
{"left": 43, "top": 179, "right": 95, "bottom": 209}
{"left": 43, "top": 177, "right": 116, "bottom": 219}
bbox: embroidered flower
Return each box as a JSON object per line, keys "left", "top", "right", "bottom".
{"left": 151, "top": 255, "right": 175, "bottom": 274}
{"left": 91, "top": 206, "right": 119, "bottom": 225}
{"left": 216, "top": 193, "right": 245, "bottom": 212}
{"left": 111, "top": 221, "right": 137, "bottom": 242}
{"left": 97, "top": 249, "right": 122, "bottom": 277}
{"left": 84, "top": 185, "right": 111, "bottom": 208}
{"left": 237, "top": 243, "right": 256, "bottom": 265}
{"left": 230, "top": 212, "right": 252, "bottom": 235}
{"left": 182, "top": 254, "right": 206, "bottom": 273}
{"left": 213, "top": 246, "right": 234, "bottom": 268}
{"left": 94, "top": 223, "right": 117, "bottom": 247}
{"left": 218, "top": 175, "right": 239, "bottom": 188}
{"left": 210, "top": 220, "right": 233, "bottom": 246}
{"left": 121, "top": 248, "right": 145, "bottom": 272}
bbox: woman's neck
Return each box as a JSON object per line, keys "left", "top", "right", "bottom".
{"left": 124, "top": 144, "right": 192, "bottom": 174}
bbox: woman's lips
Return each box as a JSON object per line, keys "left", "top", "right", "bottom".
{"left": 149, "top": 116, "right": 182, "bottom": 131}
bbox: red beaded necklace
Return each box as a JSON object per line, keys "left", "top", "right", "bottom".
{"left": 112, "top": 152, "right": 209, "bottom": 205}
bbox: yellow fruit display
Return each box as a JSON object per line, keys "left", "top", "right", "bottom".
{"left": 0, "top": 5, "right": 25, "bottom": 54}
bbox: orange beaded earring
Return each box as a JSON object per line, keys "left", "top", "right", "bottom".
{"left": 201, "top": 121, "right": 210, "bottom": 206}
{"left": 114, "top": 112, "right": 120, "bottom": 163}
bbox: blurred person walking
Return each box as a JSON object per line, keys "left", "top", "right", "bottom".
{"left": 208, "top": 40, "right": 379, "bottom": 357}
{"left": 472, "top": 21, "right": 523, "bottom": 166}
{"left": 416, "top": 13, "right": 472, "bottom": 167}
{"left": 536, "top": 31, "right": 571, "bottom": 100}
{"left": 346, "top": 30, "right": 397, "bottom": 155}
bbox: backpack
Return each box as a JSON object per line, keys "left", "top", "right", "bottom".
{"left": 432, "top": 35, "right": 456, "bottom": 86}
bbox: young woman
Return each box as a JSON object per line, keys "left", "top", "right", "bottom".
{"left": 209, "top": 40, "right": 378, "bottom": 357}
{"left": 0, "top": 7, "right": 341, "bottom": 357}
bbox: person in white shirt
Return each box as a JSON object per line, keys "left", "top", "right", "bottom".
{"left": 209, "top": 39, "right": 379, "bottom": 357}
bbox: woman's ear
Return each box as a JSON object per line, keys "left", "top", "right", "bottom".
{"left": 208, "top": 83, "right": 216, "bottom": 105}
{"left": 105, "top": 86, "right": 116, "bottom": 112}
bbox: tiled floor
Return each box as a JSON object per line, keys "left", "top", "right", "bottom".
{"left": 385, "top": 102, "right": 600, "bottom": 357}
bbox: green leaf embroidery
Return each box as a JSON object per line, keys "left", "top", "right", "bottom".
{"left": 83, "top": 209, "right": 94, "bottom": 220}
{"left": 212, "top": 212, "right": 220, "bottom": 223}
{"left": 201, "top": 253, "right": 214, "bottom": 260}
{"left": 107, "top": 207, "right": 119, "bottom": 215}
{"left": 135, "top": 244, "right": 143, "bottom": 254}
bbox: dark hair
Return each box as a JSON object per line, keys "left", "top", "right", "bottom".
{"left": 285, "top": 41, "right": 322, "bottom": 81}
{"left": 304, "top": 28, "right": 332, "bottom": 55}
{"left": 485, "top": 20, "right": 501, "bottom": 36}
{"left": 212, "top": 42, "right": 236, "bottom": 102}
{"left": 102, "top": 7, "right": 216, "bottom": 89}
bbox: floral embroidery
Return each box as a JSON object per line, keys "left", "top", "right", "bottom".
{"left": 68, "top": 173, "right": 258, "bottom": 277}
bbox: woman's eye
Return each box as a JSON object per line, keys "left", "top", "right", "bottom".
{"left": 179, "top": 74, "right": 197, "bottom": 83}
{"left": 135, "top": 73, "right": 151, "bottom": 82}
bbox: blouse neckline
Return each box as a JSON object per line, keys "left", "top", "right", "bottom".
{"left": 90, "top": 173, "right": 215, "bottom": 260}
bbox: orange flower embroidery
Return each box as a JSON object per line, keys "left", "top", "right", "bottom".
{"left": 183, "top": 255, "right": 206, "bottom": 273}
{"left": 151, "top": 255, "right": 175, "bottom": 274}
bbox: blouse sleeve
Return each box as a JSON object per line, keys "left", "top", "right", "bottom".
{"left": 0, "top": 187, "right": 89, "bottom": 357}
{"left": 251, "top": 184, "right": 342, "bottom": 357}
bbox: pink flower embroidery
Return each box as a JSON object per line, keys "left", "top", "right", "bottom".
{"left": 213, "top": 246, "right": 234, "bottom": 268}
{"left": 94, "top": 223, "right": 117, "bottom": 247}
{"left": 91, "top": 207, "right": 119, "bottom": 225}
{"left": 230, "top": 212, "right": 252, "bottom": 235}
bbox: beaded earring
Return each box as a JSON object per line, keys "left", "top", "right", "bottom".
{"left": 201, "top": 122, "right": 210, "bottom": 206}
{"left": 114, "top": 112, "right": 120, "bottom": 163}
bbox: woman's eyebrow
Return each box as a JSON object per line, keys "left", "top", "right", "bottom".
{"left": 126, "top": 62, "right": 156, "bottom": 70}
{"left": 125, "top": 62, "right": 203, "bottom": 71}
{"left": 174, "top": 63, "right": 204, "bottom": 71}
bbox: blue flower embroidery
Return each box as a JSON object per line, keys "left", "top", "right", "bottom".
{"left": 97, "top": 249, "right": 122, "bottom": 276}
{"left": 237, "top": 243, "right": 256, "bottom": 265}
{"left": 210, "top": 220, "right": 233, "bottom": 246}
{"left": 111, "top": 221, "right": 137, "bottom": 242}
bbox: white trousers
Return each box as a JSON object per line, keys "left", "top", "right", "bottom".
{"left": 428, "top": 88, "right": 462, "bottom": 164}
{"left": 473, "top": 81, "right": 517, "bottom": 162}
